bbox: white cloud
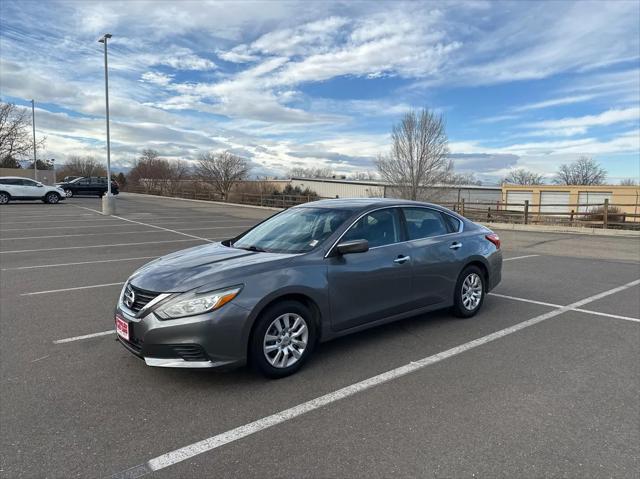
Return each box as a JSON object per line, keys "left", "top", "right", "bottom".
{"left": 530, "top": 107, "right": 640, "bottom": 130}
{"left": 140, "top": 71, "right": 173, "bottom": 86}
{"left": 512, "top": 94, "right": 596, "bottom": 112}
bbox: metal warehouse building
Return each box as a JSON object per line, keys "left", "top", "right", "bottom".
{"left": 290, "top": 177, "right": 501, "bottom": 202}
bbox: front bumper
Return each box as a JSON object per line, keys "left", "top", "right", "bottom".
{"left": 115, "top": 301, "right": 251, "bottom": 369}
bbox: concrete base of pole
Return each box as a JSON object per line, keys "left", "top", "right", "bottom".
{"left": 101, "top": 194, "right": 117, "bottom": 215}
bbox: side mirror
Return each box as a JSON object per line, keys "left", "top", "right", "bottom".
{"left": 336, "top": 239, "right": 369, "bottom": 255}
{"left": 36, "top": 184, "right": 44, "bottom": 187}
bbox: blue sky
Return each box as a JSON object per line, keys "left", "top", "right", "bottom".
{"left": 1, "top": 0, "right": 638, "bottom": 183}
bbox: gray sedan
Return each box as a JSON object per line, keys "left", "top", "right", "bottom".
{"left": 115, "top": 198, "right": 502, "bottom": 378}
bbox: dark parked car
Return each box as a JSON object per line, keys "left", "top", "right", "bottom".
{"left": 115, "top": 198, "right": 502, "bottom": 378}
{"left": 57, "top": 176, "right": 119, "bottom": 197}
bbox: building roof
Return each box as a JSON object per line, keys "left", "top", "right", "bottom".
{"left": 291, "top": 177, "right": 500, "bottom": 190}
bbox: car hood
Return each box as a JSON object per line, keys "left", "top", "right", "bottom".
{"left": 129, "top": 242, "right": 297, "bottom": 293}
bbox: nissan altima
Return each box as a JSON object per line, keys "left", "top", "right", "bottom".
{"left": 115, "top": 198, "right": 502, "bottom": 378}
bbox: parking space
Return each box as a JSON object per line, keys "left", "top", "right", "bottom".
{"left": 1, "top": 193, "right": 638, "bottom": 478}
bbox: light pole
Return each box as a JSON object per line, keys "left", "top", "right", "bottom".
{"left": 31, "top": 99, "right": 37, "bottom": 181}
{"left": 98, "top": 33, "right": 115, "bottom": 215}
{"left": 50, "top": 159, "right": 56, "bottom": 183}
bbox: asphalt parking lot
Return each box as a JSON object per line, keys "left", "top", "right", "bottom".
{"left": 1, "top": 193, "right": 639, "bottom": 478}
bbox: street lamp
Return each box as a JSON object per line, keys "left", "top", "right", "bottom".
{"left": 31, "top": 99, "right": 37, "bottom": 181}
{"left": 98, "top": 33, "right": 115, "bottom": 215}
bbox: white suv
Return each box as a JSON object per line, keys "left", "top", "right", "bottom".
{"left": 0, "top": 177, "right": 66, "bottom": 205}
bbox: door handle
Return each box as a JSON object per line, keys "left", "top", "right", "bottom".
{"left": 393, "top": 255, "right": 411, "bottom": 264}
{"left": 450, "top": 242, "right": 462, "bottom": 250}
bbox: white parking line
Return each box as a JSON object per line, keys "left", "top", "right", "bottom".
{"left": 1, "top": 256, "right": 158, "bottom": 271}
{"left": 69, "top": 204, "right": 214, "bottom": 243}
{"left": 490, "top": 292, "right": 640, "bottom": 323}
{"left": 1, "top": 238, "right": 200, "bottom": 254}
{"left": 21, "top": 282, "right": 125, "bottom": 296}
{"left": 53, "top": 330, "right": 114, "bottom": 344}
{"left": 503, "top": 254, "right": 540, "bottom": 261}
{"left": 108, "top": 278, "right": 640, "bottom": 479}
{"left": 0, "top": 219, "right": 252, "bottom": 232}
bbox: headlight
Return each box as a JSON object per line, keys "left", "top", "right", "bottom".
{"left": 155, "top": 286, "right": 242, "bottom": 319}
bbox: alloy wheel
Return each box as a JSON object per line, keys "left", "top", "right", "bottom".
{"left": 47, "top": 193, "right": 59, "bottom": 204}
{"left": 263, "top": 313, "right": 309, "bottom": 369}
{"left": 0, "top": 193, "right": 8, "bottom": 204}
{"left": 461, "top": 272, "right": 483, "bottom": 310}
{"left": 64, "top": 189, "right": 72, "bottom": 197}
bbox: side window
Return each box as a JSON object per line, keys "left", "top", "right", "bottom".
{"left": 342, "top": 209, "right": 402, "bottom": 248}
{"left": 78, "top": 178, "right": 90, "bottom": 185}
{"left": 403, "top": 208, "right": 449, "bottom": 240}
{"left": 442, "top": 214, "right": 462, "bottom": 233}
{"left": 19, "top": 179, "right": 38, "bottom": 187}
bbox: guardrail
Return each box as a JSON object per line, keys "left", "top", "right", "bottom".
{"left": 122, "top": 186, "right": 325, "bottom": 208}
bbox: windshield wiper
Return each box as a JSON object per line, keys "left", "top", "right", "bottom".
{"left": 234, "top": 244, "right": 267, "bottom": 252}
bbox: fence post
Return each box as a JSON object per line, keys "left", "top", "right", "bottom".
{"left": 570, "top": 209, "right": 574, "bottom": 223}
{"left": 487, "top": 206, "right": 491, "bottom": 221}
{"left": 524, "top": 200, "right": 529, "bottom": 225}
{"left": 460, "top": 198, "right": 465, "bottom": 216}
{"left": 603, "top": 198, "right": 609, "bottom": 229}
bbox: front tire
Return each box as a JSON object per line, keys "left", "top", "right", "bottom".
{"left": 44, "top": 192, "right": 60, "bottom": 204}
{"left": 452, "top": 266, "right": 485, "bottom": 318}
{"left": 0, "top": 192, "right": 10, "bottom": 204}
{"left": 250, "top": 300, "right": 317, "bottom": 378}
{"left": 64, "top": 189, "right": 73, "bottom": 197}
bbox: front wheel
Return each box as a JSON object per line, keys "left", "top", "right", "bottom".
{"left": 250, "top": 300, "right": 316, "bottom": 378}
{"left": 64, "top": 189, "right": 73, "bottom": 197}
{"left": 45, "top": 192, "right": 60, "bottom": 204}
{"left": 452, "top": 266, "right": 485, "bottom": 318}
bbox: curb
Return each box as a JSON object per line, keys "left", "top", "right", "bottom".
{"left": 483, "top": 222, "right": 640, "bottom": 238}
{"left": 119, "top": 192, "right": 282, "bottom": 211}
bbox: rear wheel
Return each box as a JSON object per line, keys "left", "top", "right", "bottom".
{"left": 45, "top": 192, "right": 60, "bottom": 204}
{"left": 250, "top": 300, "right": 316, "bottom": 378}
{"left": 452, "top": 265, "right": 485, "bottom": 318}
{"left": 0, "top": 192, "right": 10, "bottom": 204}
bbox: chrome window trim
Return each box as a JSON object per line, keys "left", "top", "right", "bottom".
{"left": 325, "top": 204, "right": 464, "bottom": 258}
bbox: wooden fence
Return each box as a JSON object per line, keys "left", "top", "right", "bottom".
{"left": 123, "top": 186, "right": 640, "bottom": 230}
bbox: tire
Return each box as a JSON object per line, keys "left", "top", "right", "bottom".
{"left": 452, "top": 265, "right": 485, "bottom": 318}
{"left": 0, "top": 192, "right": 10, "bottom": 205}
{"left": 45, "top": 192, "right": 60, "bottom": 204}
{"left": 249, "top": 300, "right": 317, "bottom": 378}
{"left": 64, "top": 189, "right": 73, "bottom": 198}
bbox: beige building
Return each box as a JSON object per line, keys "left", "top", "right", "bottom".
{"left": 502, "top": 184, "right": 640, "bottom": 220}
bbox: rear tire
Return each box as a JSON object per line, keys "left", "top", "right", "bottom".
{"left": 45, "top": 192, "right": 60, "bottom": 204}
{"left": 452, "top": 265, "right": 485, "bottom": 318}
{"left": 249, "top": 300, "right": 317, "bottom": 378}
{"left": 0, "top": 192, "right": 10, "bottom": 204}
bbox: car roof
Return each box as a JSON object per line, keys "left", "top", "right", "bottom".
{"left": 295, "top": 197, "right": 447, "bottom": 213}
{"left": 0, "top": 176, "right": 39, "bottom": 180}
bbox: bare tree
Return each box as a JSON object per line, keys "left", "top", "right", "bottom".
{"left": 554, "top": 157, "right": 607, "bottom": 185}
{"left": 57, "top": 155, "right": 107, "bottom": 178}
{"left": 127, "top": 149, "right": 191, "bottom": 193}
{"left": 349, "top": 171, "right": 378, "bottom": 181}
{"left": 504, "top": 168, "right": 545, "bottom": 185}
{"left": 443, "top": 171, "right": 482, "bottom": 186}
{"left": 196, "top": 151, "right": 250, "bottom": 200}
{"left": 287, "top": 166, "right": 335, "bottom": 179}
{"left": 0, "top": 101, "right": 46, "bottom": 162}
{"left": 376, "top": 108, "right": 450, "bottom": 200}
{"left": 619, "top": 178, "right": 638, "bottom": 186}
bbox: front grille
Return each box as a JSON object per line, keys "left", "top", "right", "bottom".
{"left": 124, "top": 283, "right": 160, "bottom": 313}
{"left": 171, "top": 344, "right": 209, "bottom": 362}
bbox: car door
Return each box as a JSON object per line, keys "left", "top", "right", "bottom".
{"left": 327, "top": 207, "right": 414, "bottom": 331}
{"left": 75, "top": 178, "right": 91, "bottom": 195}
{"left": 19, "top": 179, "right": 44, "bottom": 198}
{"left": 401, "top": 207, "right": 467, "bottom": 308}
{"left": 1, "top": 179, "right": 22, "bottom": 197}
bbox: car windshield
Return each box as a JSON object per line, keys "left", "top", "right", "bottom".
{"left": 232, "top": 207, "right": 351, "bottom": 254}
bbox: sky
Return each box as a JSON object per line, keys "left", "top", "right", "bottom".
{"left": 1, "top": 0, "right": 639, "bottom": 184}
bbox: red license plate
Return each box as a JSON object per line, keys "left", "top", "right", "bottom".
{"left": 115, "top": 315, "right": 129, "bottom": 341}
